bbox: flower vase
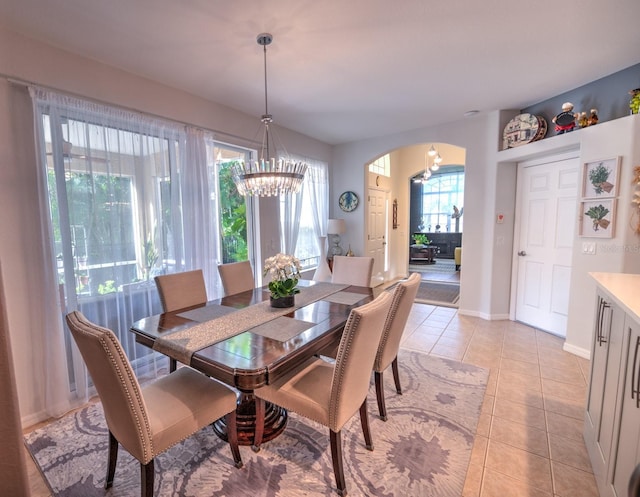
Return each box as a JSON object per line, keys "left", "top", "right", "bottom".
{"left": 312, "top": 236, "right": 332, "bottom": 282}
{"left": 270, "top": 295, "right": 295, "bottom": 308}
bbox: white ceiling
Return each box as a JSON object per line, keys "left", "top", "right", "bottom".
{"left": 2, "top": 0, "right": 640, "bottom": 145}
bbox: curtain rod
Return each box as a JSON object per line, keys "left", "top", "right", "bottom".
{"left": 3, "top": 74, "right": 261, "bottom": 147}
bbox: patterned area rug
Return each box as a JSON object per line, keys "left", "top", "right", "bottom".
{"left": 25, "top": 351, "right": 487, "bottom": 497}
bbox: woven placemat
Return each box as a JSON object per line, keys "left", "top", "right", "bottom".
{"left": 251, "top": 316, "right": 315, "bottom": 342}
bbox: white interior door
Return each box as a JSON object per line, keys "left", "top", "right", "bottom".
{"left": 367, "top": 188, "right": 387, "bottom": 286}
{"left": 514, "top": 155, "right": 578, "bottom": 336}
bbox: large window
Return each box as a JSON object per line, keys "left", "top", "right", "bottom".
{"left": 40, "top": 109, "right": 185, "bottom": 390}
{"left": 31, "top": 89, "right": 324, "bottom": 411}
{"left": 416, "top": 168, "right": 464, "bottom": 233}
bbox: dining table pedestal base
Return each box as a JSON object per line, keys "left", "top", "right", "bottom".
{"left": 212, "top": 391, "right": 287, "bottom": 446}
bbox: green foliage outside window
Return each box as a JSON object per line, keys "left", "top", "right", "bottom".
{"left": 217, "top": 161, "right": 248, "bottom": 263}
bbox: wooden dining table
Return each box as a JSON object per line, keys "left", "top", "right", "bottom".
{"left": 129, "top": 279, "right": 376, "bottom": 447}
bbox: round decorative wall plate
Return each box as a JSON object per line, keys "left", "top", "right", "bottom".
{"left": 339, "top": 191, "right": 359, "bottom": 212}
{"left": 502, "top": 113, "right": 547, "bottom": 149}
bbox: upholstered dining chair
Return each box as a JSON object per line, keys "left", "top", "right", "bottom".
{"left": 65, "top": 311, "right": 242, "bottom": 497}
{"left": 253, "top": 291, "right": 393, "bottom": 496}
{"left": 154, "top": 269, "right": 207, "bottom": 312}
{"left": 154, "top": 269, "right": 208, "bottom": 372}
{"left": 217, "top": 260, "right": 255, "bottom": 296}
{"left": 373, "top": 272, "right": 421, "bottom": 421}
{"left": 330, "top": 256, "right": 374, "bottom": 287}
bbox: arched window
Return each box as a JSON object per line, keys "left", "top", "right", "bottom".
{"left": 413, "top": 167, "right": 464, "bottom": 233}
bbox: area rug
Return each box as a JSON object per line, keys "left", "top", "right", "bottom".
{"left": 387, "top": 280, "right": 460, "bottom": 307}
{"left": 415, "top": 281, "right": 460, "bottom": 306}
{"left": 25, "top": 351, "right": 487, "bottom": 497}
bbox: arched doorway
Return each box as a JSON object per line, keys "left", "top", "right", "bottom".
{"left": 364, "top": 143, "right": 466, "bottom": 305}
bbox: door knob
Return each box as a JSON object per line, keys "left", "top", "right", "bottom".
{"left": 517, "top": 250, "right": 527, "bottom": 256}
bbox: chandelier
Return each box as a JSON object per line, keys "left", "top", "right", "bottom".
{"left": 413, "top": 145, "right": 443, "bottom": 184}
{"left": 231, "top": 33, "right": 308, "bottom": 197}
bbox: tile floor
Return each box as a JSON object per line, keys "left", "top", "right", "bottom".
{"left": 23, "top": 302, "right": 599, "bottom": 496}
{"left": 401, "top": 303, "right": 598, "bottom": 497}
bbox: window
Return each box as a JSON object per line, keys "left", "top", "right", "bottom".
{"left": 32, "top": 90, "right": 240, "bottom": 405}
{"left": 416, "top": 168, "right": 464, "bottom": 232}
{"left": 369, "top": 154, "right": 391, "bottom": 176}
{"left": 211, "top": 143, "right": 254, "bottom": 265}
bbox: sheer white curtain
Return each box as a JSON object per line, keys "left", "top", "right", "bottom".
{"left": 280, "top": 158, "right": 328, "bottom": 262}
{"left": 305, "top": 159, "right": 329, "bottom": 240}
{"left": 181, "top": 127, "right": 220, "bottom": 296}
{"left": 29, "top": 88, "right": 220, "bottom": 414}
{"left": 281, "top": 189, "right": 303, "bottom": 255}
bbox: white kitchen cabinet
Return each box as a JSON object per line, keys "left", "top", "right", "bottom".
{"left": 610, "top": 315, "right": 640, "bottom": 497}
{"left": 586, "top": 274, "right": 640, "bottom": 497}
{"left": 585, "top": 292, "right": 626, "bottom": 491}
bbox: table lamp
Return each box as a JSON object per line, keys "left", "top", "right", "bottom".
{"left": 327, "top": 219, "right": 346, "bottom": 257}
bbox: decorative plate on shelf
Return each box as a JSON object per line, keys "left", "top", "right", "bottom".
{"left": 502, "top": 113, "right": 547, "bottom": 149}
{"left": 339, "top": 191, "right": 359, "bottom": 212}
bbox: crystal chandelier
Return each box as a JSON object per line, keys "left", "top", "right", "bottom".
{"left": 413, "top": 145, "right": 443, "bottom": 184}
{"left": 231, "top": 33, "right": 308, "bottom": 196}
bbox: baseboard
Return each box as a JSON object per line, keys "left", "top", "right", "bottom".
{"left": 22, "top": 409, "right": 49, "bottom": 429}
{"left": 563, "top": 342, "right": 591, "bottom": 360}
{"left": 457, "top": 308, "right": 510, "bottom": 321}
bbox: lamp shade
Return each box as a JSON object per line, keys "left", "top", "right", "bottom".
{"left": 327, "top": 219, "right": 346, "bottom": 235}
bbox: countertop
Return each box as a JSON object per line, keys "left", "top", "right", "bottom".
{"left": 590, "top": 272, "right": 640, "bottom": 323}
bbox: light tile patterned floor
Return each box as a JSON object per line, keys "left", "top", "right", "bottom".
{"left": 24, "top": 302, "right": 598, "bottom": 496}
{"left": 400, "top": 303, "right": 598, "bottom": 497}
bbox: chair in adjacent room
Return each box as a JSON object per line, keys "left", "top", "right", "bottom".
{"left": 373, "top": 272, "right": 421, "bottom": 421}
{"left": 330, "top": 255, "right": 374, "bottom": 287}
{"left": 154, "top": 269, "right": 208, "bottom": 372}
{"left": 65, "top": 311, "right": 242, "bottom": 497}
{"left": 253, "top": 291, "right": 393, "bottom": 496}
{"left": 217, "top": 260, "right": 255, "bottom": 296}
{"left": 454, "top": 246, "right": 462, "bottom": 271}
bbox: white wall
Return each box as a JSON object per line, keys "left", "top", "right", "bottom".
{"left": 333, "top": 107, "right": 640, "bottom": 359}
{"left": 0, "top": 25, "right": 331, "bottom": 424}
{"left": 331, "top": 112, "right": 503, "bottom": 318}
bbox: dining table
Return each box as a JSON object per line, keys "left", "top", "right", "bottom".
{"left": 129, "top": 279, "right": 376, "bottom": 447}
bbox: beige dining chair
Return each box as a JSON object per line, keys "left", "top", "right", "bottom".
{"left": 253, "top": 291, "right": 393, "bottom": 496}
{"left": 374, "top": 272, "right": 421, "bottom": 421}
{"left": 65, "top": 311, "right": 242, "bottom": 497}
{"left": 154, "top": 269, "right": 208, "bottom": 372}
{"left": 154, "top": 269, "right": 208, "bottom": 312}
{"left": 331, "top": 256, "right": 374, "bottom": 287}
{"left": 217, "top": 260, "right": 255, "bottom": 296}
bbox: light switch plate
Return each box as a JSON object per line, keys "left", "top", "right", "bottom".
{"left": 582, "top": 242, "right": 596, "bottom": 255}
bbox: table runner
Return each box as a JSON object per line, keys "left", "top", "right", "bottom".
{"left": 153, "top": 282, "right": 350, "bottom": 364}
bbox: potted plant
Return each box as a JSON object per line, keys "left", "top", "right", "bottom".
{"left": 76, "top": 270, "right": 89, "bottom": 286}
{"left": 413, "top": 233, "right": 430, "bottom": 246}
{"left": 263, "top": 253, "right": 302, "bottom": 308}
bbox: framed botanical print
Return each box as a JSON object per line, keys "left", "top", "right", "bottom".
{"left": 582, "top": 157, "right": 621, "bottom": 199}
{"left": 579, "top": 198, "right": 616, "bottom": 238}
